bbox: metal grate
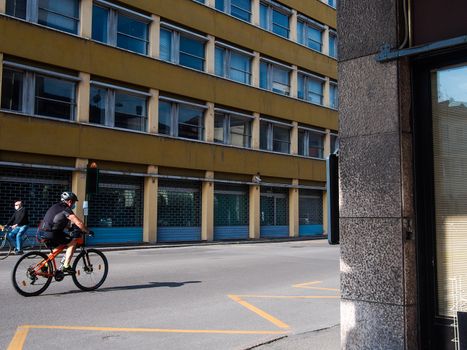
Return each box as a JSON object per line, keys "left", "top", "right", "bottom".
{"left": 260, "top": 187, "right": 288, "bottom": 226}
{"left": 214, "top": 184, "right": 249, "bottom": 226}
{"left": 299, "top": 189, "right": 323, "bottom": 225}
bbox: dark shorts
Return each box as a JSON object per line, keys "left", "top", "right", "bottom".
{"left": 40, "top": 230, "right": 72, "bottom": 248}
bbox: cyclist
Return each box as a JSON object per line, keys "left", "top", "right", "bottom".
{"left": 41, "top": 192, "right": 91, "bottom": 273}
{"left": 1, "top": 200, "right": 29, "bottom": 255}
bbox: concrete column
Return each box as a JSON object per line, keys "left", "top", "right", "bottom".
{"left": 206, "top": 0, "right": 215, "bottom": 7}
{"left": 143, "top": 165, "right": 158, "bottom": 243}
{"left": 322, "top": 26, "right": 330, "bottom": 56}
{"left": 251, "top": 52, "right": 261, "bottom": 88}
{"left": 323, "top": 129, "right": 331, "bottom": 158}
{"left": 290, "top": 65, "right": 298, "bottom": 98}
{"left": 205, "top": 102, "right": 215, "bottom": 142}
{"left": 323, "top": 77, "right": 330, "bottom": 108}
{"left": 147, "top": 89, "right": 159, "bottom": 134}
{"left": 289, "top": 179, "right": 299, "bottom": 237}
{"left": 76, "top": 72, "right": 90, "bottom": 123}
{"left": 79, "top": 0, "right": 93, "bottom": 38}
{"left": 0, "top": 0, "right": 6, "bottom": 14}
{"left": 249, "top": 182, "right": 260, "bottom": 239}
{"left": 201, "top": 171, "right": 214, "bottom": 241}
{"left": 290, "top": 10, "right": 298, "bottom": 42}
{"left": 252, "top": 0, "right": 260, "bottom": 26}
{"left": 206, "top": 35, "right": 216, "bottom": 74}
{"left": 149, "top": 15, "right": 161, "bottom": 59}
{"left": 251, "top": 112, "right": 260, "bottom": 149}
{"left": 72, "top": 158, "right": 88, "bottom": 220}
{"left": 290, "top": 121, "right": 298, "bottom": 155}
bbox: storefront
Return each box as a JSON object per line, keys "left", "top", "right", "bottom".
{"left": 214, "top": 183, "right": 249, "bottom": 240}
{"left": 299, "top": 189, "right": 323, "bottom": 236}
{"left": 260, "top": 186, "right": 289, "bottom": 238}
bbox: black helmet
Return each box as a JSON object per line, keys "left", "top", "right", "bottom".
{"left": 61, "top": 191, "right": 78, "bottom": 202}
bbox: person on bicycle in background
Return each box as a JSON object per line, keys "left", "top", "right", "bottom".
{"left": 41, "top": 192, "right": 90, "bottom": 273}
{"left": 1, "top": 200, "right": 29, "bottom": 255}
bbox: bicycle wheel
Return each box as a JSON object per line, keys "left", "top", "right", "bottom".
{"left": 0, "top": 232, "right": 13, "bottom": 260}
{"left": 72, "top": 249, "right": 108, "bottom": 291}
{"left": 12, "top": 251, "right": 53, "bottom": 297}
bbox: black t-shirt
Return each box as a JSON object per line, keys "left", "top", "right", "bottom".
{"left": 42, "top": 202, "right": 74, "bottom": 232}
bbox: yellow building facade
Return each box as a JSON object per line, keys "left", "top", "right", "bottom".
{"left": 0, "top": 0, "right": 337, "bottom": 244}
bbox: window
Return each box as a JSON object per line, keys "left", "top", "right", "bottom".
{"left": 158, "top": 97, "right": 206, "bottom": 140}
{"left": 298, "top": 71, "right": 324, "bottom": 105}
{"left": 193, "top": 0, "right": 204, "bottom": 3}
{"left": 215, "top": 43, "right": 252, "bottom": 84}
{"left": 327, "top": 0, "right": 337, "bottom": 8}
{"left": 329, "top": 30, "right": 337, "bottom": 58}
{"left": 92, "top": 1, "right": 151, "bottom": 55}
{"left": 89, "top": 81, "right": 148, "bottom": 132}
{"left": 260, "top": 118, "right": 291, "bottom": 153}
{"left": 330, "top": 81, "right": 338, "bottom": 109}
{"left": 260, "top": 59, "right": 291, "bottom": 96}
{"left": 259, "top": 1, "right": 290, "bottom": 38}
{"left": 6, "top": 0, "right": 79, "bottom": 34}
{"left": 1, "top": 62, "right": 77, "bottom": 120}
{"left": 297, "top": 16, "right": 324, "bottom": 52}
{"left": 215, "top": 0, "right": 252, "bottom": 22}
{"left": 330, "top": 133, "right": 338, "bottom": 154}
{"left": 214, "top": 108, "right": 252, "bottom": 147}
{"left": 298, "top": 127, "right": 325, "bottom": 158}
{"left": 160, "top": 23, "right": 207, "bottom": 71}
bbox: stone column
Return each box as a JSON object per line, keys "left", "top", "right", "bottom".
{"left": 204, "top": 102, "right": 215, "bottom": 142}
{"left": 201, "top": 171, "right": 214, "bottom": 241}
{"left": 206, "top": 0, "right": 215, "bottom": 7}
{"left": 79, "top": 0, "right": 93, "bottom": 38}
{"left": 72, "top": 158, "right": 88, "bottom": 220}
{"left": 249, "top": 181, "right": 260, "bottom": 239}
{"left": 323, "top": 77, "right": 330, "bottom": 108}
{"left": 206, "top": 35, "right": 216, "bottom": 74}
{"left": 290, "top": 121, "right": 298, "bottom": 155}
{"left": 290, "top": 65, "right": 298, "bottom": 98}
{"left": 289, "top": 10, "right": 298, "bottom": 42}
{"left": 147, "top": 89, "right": 159, "bottom": 134}
{"left": 251, "top": 112, "right": 260, "bottom": 149}
{"left": 143, "top": 166, "right": 158, "bottom": 243}
{"left": 76, "top": 72, "right": 90, "bottom": 123}
{"left": 0, "top": 0, "right": 6, "bottom": 14}
{"left": 289, "top": 179, "right": 299, "bottom": 237}
{"left": 251, "top": 52, "right": 261, "bottom": 88}
{"left": 338, "top": 1, "right": 416, "bottom": 349}
{"left": 251, "top": 0, "right": 260, "bottom": 26}
{"left": 322, "top": 26, "right": 330, "bottom": 56}
{"left": 149, "top": 15, "right": 161, "bottom": 59}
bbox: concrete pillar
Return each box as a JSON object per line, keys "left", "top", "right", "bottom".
{"left": 148, "top": 89, "right": 159, "bottom": 134}
{"left": 72, "top": 158, "right": 88, "bottom": 220}
{"left": 252, "top": 0, "right": 260, "bottom": 26}
{"left": 251, "top": 112, "right": 260, "bottom": 149}
{"left": 143, "top": 165, "right": 158, "bottom": 243}
{"left": 0, "top": 0, "right": 6, "bottom": 14}
{"left": 252, "top": 52, "right": 261, "bottom": 88}
{"left": 289, "top": 179, "right": 299, "bottom": 237}
{"left": 323, "top": 129, "right": 331, "bottom": 158}
{"left": 204, "top": 102, "right": 215, "bottom": 142}
{"left": 249, "top": 182, "right": 260, "bottom": 239}
{"left": 79, "top": 0, "right": 93, "bottom": 38}
{"left": 206, "top": 0, "right": 215, "bottom": 7}
{"left": 290, "top": 65, "right": 298, "bottom": 98}
{"left": 76, "top": 72, "right": 90, "bottom": 123}
{"left": 290, "top": 10, "right": 298, "bottom": 42}
{"left": 206, "top": 35, "right": 216, "bottom": 74}
{"left": 201, "top": 171, "right": 214, "bottom": 241}
{"left": 149, "top": 15, "right": 161, "bottom": 59}
{"left": 322, "top": 26, "right": 330, "bottom": 56}
{"left": 290, "top": 121, "right": 298, "bottom": 155}
{"left": 323, "top": 77, "right": 330, "bottom": 108}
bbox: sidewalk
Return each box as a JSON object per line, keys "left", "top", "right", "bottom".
{"left": 248, "top": 325, "right": 340, "bottom": 350}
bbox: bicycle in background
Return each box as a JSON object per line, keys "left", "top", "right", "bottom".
{"left": 0, "top": 224, "right": 44, "bottom": 260}
{"left": 11, "top": 230, "right": 108, "bottom": 297}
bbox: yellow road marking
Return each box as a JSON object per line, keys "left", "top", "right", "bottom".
{"left": 23, "top": 325, "right": 288, "bottom": 335}
{"left": 7, "top": 327, "right": 29, "bottom": 350}
{"left": 228, "top": 295, "right": 290, "bottom": 329}
{"left": 235, "top": 295, "right": 339, "bottom": 299}
{"left": 293, "top": 281, "right": 339, "bottom": 292}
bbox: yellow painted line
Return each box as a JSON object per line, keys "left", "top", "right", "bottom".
{"left": 228, "top": 295, "right": 290, "bottom": 329}
{"left": 7, "top": 327, "right": 29, "bottom": 350}
{"left": 293, "top": 281, "right": 339, "bottom": 292}
{"left": 22, "top": 325, "right": 288, "bottom": 335}
{"left": 235, "top": 295, "right": 339, "bottom": 299}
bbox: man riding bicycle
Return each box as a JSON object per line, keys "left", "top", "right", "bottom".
{"left": 41, "top": 192, "right": 91, "bottom": 273}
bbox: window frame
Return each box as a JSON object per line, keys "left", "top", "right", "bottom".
{"left": 329, "top": 30, "right": 337, "bottom": 58}
{"left": 215, "top": 41, "right": 253, "bottom": 85}
{"left": 214, "top": 108, "right": 253, "bottom": 148}
{"left": 260, "top": 58, "right": 292, "bottom": 96}
{"left": 1, "top": 60, "right": 79, "bottom": 120}
{"left": 92, "top": 0, "right": 152, "bottom": 55}
{"left": 160, "top": 22, "right": 208, "bottom": 71}
{"left": 297, "top": 15, "right": 325, "bottom": 53}
{"left": 329, "top": 80, "right": 338, "bottom": 109}
{"left": 6, "top": 0, "right": 80, "bottom": 34}
{"left": 158, "top": 96, "right": 207, "bottom": 141}
{"left": 89, "top": 80, "right": 150, "bottom": 132}
{"left": 298, "top": 126, "right": 326, "bottom": 158}
{"left": 259, "top": 0, "right": 291, "bottom": 38}
{"left": 297, "top": 70, "right": 325, "bottom": 105}
{"left": 260, "top": 117, "right": 292, "bottom": 154}
{"left": 215, "top": 0, "right": 252, "bottom": 22}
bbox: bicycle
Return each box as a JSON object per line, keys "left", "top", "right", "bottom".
{"left": 0, "top": 224, "right": 44, "bottom": 260}
{"left": 11, "top": 231, "right": 108, "bottom": 297}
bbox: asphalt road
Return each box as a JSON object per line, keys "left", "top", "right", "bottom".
{"left": 0, "top": 240, "right": 340, "bottom": 350}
